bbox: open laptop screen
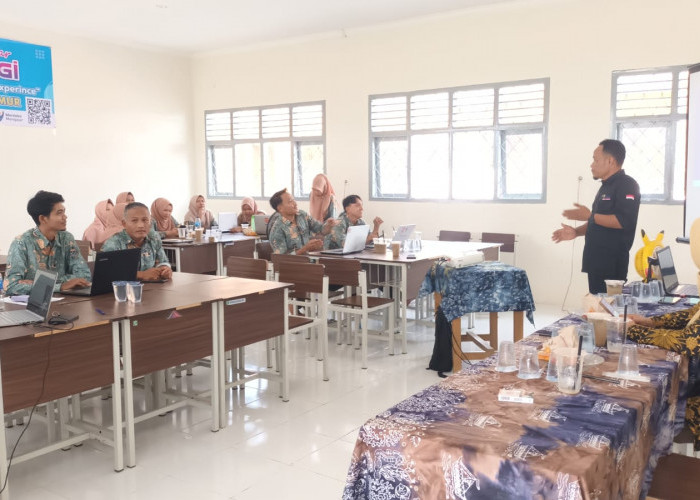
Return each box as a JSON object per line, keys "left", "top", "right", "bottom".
{"left": 27, "top": 269, "right": 57, "bottom": 320}
{"left": 656, "top": 246, "right": 679, "bottom": 292}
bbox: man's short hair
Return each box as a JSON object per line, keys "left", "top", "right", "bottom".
{"left": 124, "top": 202, "right": 149, "bottom": 217}
{"left": 599, "top": 139, "right": 626, "bottom": 166}
{"left": 269, "top": 189, "right": 287, "bottom": 211}
{"left": 27, "top": 190, "right": 64, "bottom": 226}
{"left": 342, "top": 195, "right": 362, "bottom": 211}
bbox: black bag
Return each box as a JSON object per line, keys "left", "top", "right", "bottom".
{"left": 427, "top": 306, "right": 452, "bottom": 377}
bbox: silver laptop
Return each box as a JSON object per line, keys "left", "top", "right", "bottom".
{"left": 321, "top": 225, "right": 370, "bottom": 255}
{"left": 657, "top": 246, "right": 699, "bottom": 297}
{"left": 0, "top": 269, "right": 57, "bottom": 327}
{"left": 392, "top": 224, "right": 416, "bottom": 242}
{"left": 218, "top": 212, "right": 237, "bottom": 232}
{"left": 253, "top": 214, "right": 271, "bottom": 237}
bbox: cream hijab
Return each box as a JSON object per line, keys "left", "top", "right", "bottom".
{"left": 184, "top": 195, "right": 214, "bottom": 228}
{"left": 309, "top": 174, "right": 337, "bottom": 222}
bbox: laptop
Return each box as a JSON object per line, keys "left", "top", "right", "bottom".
{"left": 392, "top": 224, "right": 416, "bottom": 242}
{"left": 218, "top": 211, "right": 237, "bottom": 232}
{"left": 253, "top": 214, "right": 271, "bottom": 237}
{"left": 657, "top": 246, "right": 699, "bottom": 297}
{"left": 321, "top": 225, "right": 371, "bottom": 255}
{"left": 61, "top": 248, "right": 140, "bottom": 296}
{"left": 0, "top": 269, "right": 57, "bottom": 327}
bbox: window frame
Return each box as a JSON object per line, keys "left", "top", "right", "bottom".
{"left": 368, "top": 78, "right": 549, "bottom": 203}
{"left": 205, "top": 100, "right": 326, "bottom": 200}
{"left": 610, "top": 66, "right": 688, "bottom": 204}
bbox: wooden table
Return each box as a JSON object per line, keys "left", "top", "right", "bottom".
{"left": 162, "top": 234, "right": 257, "bottom": 275}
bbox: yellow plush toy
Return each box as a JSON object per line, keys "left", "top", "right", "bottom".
{"left": 634, "top": 229, "right": 664, "bottom": 280}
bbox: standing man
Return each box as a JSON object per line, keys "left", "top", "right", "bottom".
{"left": 552, "top": 139, "right": 640, "bottom": 293}
{"left": 4, "top": 190, "right": 92, "bottom": 295}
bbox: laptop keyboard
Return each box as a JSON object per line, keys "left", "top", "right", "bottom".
{"left": 0, "top": 309, "right": 41, "bottom": 327}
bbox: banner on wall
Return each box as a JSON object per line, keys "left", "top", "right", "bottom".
{"left": 0, "top": 38, "right": 54, "bottom": 128}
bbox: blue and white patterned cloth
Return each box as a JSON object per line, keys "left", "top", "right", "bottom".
{"left": 419, "top": 261, "right": 536, "bottom": 325}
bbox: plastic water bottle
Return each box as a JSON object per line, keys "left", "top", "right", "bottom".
{"left": 194, "top": 217, "right": 202, "bottom": 230}
{"left": 251, "top": 215, "right": 256, "bottom": 233}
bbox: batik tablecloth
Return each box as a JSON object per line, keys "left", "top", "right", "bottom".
{"left": 343, "top": 331, "right": 685, "bottom": 500}
{"left": 419, "top": 261, "right": 536, "bottom": 325}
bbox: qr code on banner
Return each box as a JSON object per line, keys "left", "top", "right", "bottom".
{"left": 26, "top": 97, "right": 52, "bottom": 125}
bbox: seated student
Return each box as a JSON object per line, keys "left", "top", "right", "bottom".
{"left": 4, "top": 190, "right": 91, "bottom": 295}
{"left": 183, "top": 195, "right": 217, "bottom": 229}
{"left": 82, "top": 199, "right": 115, "bottom": 250}
{"left": 116, "top": 191, "right": 135, "bottom": 204}
{"left": 309, "top": 173, "right": 339, "bottom": 222}
{"left": 267, "top": 188, "right": 337, "bottom": 255}
{"left": 102, "top": 202, "right": 127, "bottom": 242}
{"left": 150, "top": 197, "right": 179, "bottom": 239}
{"left": 325, "top": 195, "right": 384, "bottom": 250}
{"left": 101, "top": 202, "right": 173, "bottom": 281}
{"left": 627, "top": 308, "right": 700, "bottom": 449}
{"left": 230, "top": 197, "right": 265, "bottom": 233}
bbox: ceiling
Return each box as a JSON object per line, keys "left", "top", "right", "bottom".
{"left": 2, "top": 0, "right": 521, "bottom": 55}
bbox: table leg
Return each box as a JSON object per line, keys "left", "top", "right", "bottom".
{"left": 513, "top": 311, "right": 524, "bottom": 342}
{"left": 0, "top": 354, "right": 9, "bottom": 499}
{"left": 111, "top": 321, "right": 124, "bottom": 472}
{"left": 489, "top": 312, "right": 499, "bottom": 348}
{"left": 452, "top": 316, "right": 462, "bottom": 373}
{"left": 211, "top": 302, "right": 220, "bottom": 432}
{"left": 121, "top": 319, "right": 136, "bottom": 468}
{"left": 399, "top": 265, "right": 407, "bottom": 354}
{"left": 217, "top": 301, "right": 226, "bottom": 429}
{"left": 216, "top": 242, "right": 224, "bottom": 276}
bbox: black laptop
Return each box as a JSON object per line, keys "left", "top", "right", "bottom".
{"left": 657, "top": 246, "right": 699, "bottom": 297}
{"left": 61, "top": 248, "right": 140, "bottom": 296}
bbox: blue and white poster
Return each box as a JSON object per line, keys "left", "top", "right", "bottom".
{"left": 0, "top": 38, "right": 54, "bottom": 128}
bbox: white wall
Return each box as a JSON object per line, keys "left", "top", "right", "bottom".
{"left": 191, "top": 0, "right": 700, "bottom": 310}
{"left": 0, "top": 23, "right": 194, "bottom": 252}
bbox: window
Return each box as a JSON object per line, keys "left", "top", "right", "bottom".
{"left": 612, "top": 67, "right": 688, "bottom": 202}
{"left": 205, "top": 102, "right": 325, "bottom": 199}
{"left": 369, "top": 79, "right": 549, "bottom": 201}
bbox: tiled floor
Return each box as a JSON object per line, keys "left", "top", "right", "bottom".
{"left": 3, "top": 303, "right": 565, "bottom": 499}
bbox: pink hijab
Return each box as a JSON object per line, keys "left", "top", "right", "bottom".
{"left": 184, "top": 195, "right": 214, "bottom": 228}
{"left": 309, "top": 174, "right": 337, "bottom": 222}
{"left": 103, "top": 202, "right": 127, "bottom": 240}
{"left": 82, "top": 199, "right": 114, "bottom": 249}
{"left": 150, "top": 198, "right": 176, "bottom": 232}
{"left": 116, "top": 191, "right": 134, "bottom": 204}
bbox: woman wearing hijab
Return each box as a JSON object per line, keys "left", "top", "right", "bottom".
{"left": 103, "top": 202, "right": 127, "bottom": 242}
{"left": 229, "top": 196, "right": 266, "bottom": 233}
{"left": 150, "top": 197, "right": 179, "bottom": 239}
{"left": 82, "top": 199, "right": 115, "bottom": 250}
{"left": 116, "top": 191, "right": 135, "bottom": 204}
{"left": 309, "top": 173, "right": 338, "bottom": 222}
{"left": 184, "top": 195, "right": 217, "bottom": 229}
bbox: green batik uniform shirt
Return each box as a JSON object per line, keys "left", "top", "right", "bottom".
{"left": 268, "top": 210, "right": 325, "bottom": 254}
{"left": 101, "top": 229, "right": 171, "bottom": 271}
{"left": 325, "top": 212, "right": 366, "bottom": 250}
{"left": 4, "top": 227, "right": 91, "bottom": 295}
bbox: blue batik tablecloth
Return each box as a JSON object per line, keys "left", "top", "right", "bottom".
{"left": 419, "top": 261, "right": 536, "bottom": 325}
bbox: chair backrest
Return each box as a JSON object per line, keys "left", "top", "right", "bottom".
{"left": 277, "top": 262, "right": 326, "bottom": 295}
{"left": 481, "top": 232, "right": 516, "bottom": 253}
{"left": 76, "top": 240, "right": 91, "bottom": 261}
{"left": 439, "top": 230, "right": 471, "bottom": 242}
{"left": 226, "top": 256, "right": 268, "bottom": 280}
{"left": 271, "top": 253, "right": 310, "bottom": 272}
{"left": 255, "top": 241, "right": 273, "bottom": 261}
{"left": 318, "top": 258, "right": 361, "bottom": 287}
{"left": 222, "top": 238, "right": 255, "bottom": 259}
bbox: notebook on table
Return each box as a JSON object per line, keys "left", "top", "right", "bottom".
{"left": 60, "top": 248, "right": 140, "bottom": 296}
{"left": 657, "top": 246, "right": 699, "bottom": 297}
{"left": 0, "top": 269, "right": 57, "bottom": 327}
{"left": 321, "top": 225, "right": 370, "bottom": 255}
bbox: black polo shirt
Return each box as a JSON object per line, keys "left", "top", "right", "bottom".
{"left": 582, "top": 169, "right": 640, "bottom": 275}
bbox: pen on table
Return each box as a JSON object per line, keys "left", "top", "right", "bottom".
{"left": 582, "top": 374, "right": 620, "bottom": 384}
{"left": 95, "top": 308, "right": 106, "bottom": 315}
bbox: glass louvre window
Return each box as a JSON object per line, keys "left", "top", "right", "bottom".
{"left": 370, "top": 79, "right": 548, "bottom": 201}
{"left": 205, "top": 102, "right": 325, "bottom": 198}
{"left": 612, "top": 67, "right": 688, "bottom": 202}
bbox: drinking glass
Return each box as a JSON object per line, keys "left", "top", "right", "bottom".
{"left": 112, "top": 281, "right": 127, "bottom": 302}
{"left": 517, "top": 345, "right": 540, "bottom": 379}
{"left": 556, "top": 347, "right": 583, "bottom": 394}
{"left": 496, "top": 340, "right": 517, "bottom": 372}
{"left": 126, "top": 282, "right": 143, "bottom": 303}
{"left": 617, "top": 344, "right": 640, "bottom": 377}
